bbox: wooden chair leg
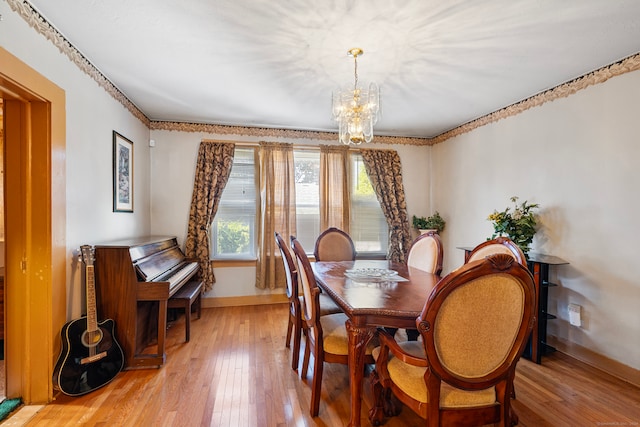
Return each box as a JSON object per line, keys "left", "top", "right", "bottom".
{"left": 286, "top": 313, "right": 294, "bottom": 348}
{"left": 310, "top": 352, "right": 324, "bottom": 417}
{"left": 291, "top": 317, "right": 302, "bottom": 371}
{"left": 301, "top": 335, "right": 311, "bottom": 380}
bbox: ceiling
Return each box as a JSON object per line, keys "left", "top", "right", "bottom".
{"left": 26, "top": 0, "right": 640, "bottom": 139}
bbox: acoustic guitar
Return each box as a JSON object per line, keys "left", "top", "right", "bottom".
{"left": 53, "top": 245, "right": 124, "bottom": 396}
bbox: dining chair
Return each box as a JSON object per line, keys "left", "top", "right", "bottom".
{"left": 390, "top": 230, "right": 444, "bottom": 342}
{"left": 466, "top": 236, "right": 526, "bottom": 265}
{"left": 291, "top": 236, "right": 376, "bottom": 417}
{"left": 406, "top": 230, "right": 443, "bottom": 275}
{"left": 466, "top": 236, "right": 527, "bottom": 402}
{"left": 275, "top": 231, "right": 305, "bottom": 371}
{"left": 370, "top": 253, "right": 535, "bottom": 427}
{"left": 275, "top": 232, "right": 341, "bottom": 372}
{"left": 313, "top": 227, "right": 356, "bottom": 261}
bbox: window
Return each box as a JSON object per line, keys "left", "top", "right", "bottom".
{"left": 211, "top": 148, "right": 257, "bottom": 259}
{"left": 350, "top": 153, "right": 388, "bottom": 255}
{"left": 294, "top": 150, "right": 320, "bottom": 251}
{"left": 213, "top": 146, "right": 388, "bottom": 259}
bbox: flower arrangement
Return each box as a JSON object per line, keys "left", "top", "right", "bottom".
{"left": 488, "top": 196, "right": 539, "bottom": 254}
{"left": 412, "top": 211, "right": 446, "bottom": 233}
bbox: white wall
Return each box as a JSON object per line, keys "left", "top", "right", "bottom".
{"left": 431, "top": 70, "right": 640, "bottom": 370}
{"left": 1, "top": 3, "right": 152, "bottom": 318}
{"left": 4, "top": 0, "right": 637, "bottom": 373}
{"left": 149, "top": 129, "right": 431, "bottom": 298}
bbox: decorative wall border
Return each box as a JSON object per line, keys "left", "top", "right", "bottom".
{"left": 148, "top": 121, "right": 426, "bottom": 145}
{"left": 7, "top": 0, "right": 150, "bottom": 127}
{"left": 429, "top": 52, "right": 640, "bottom": 145}
{"left": 11, "top": 0, "right": 640, "bottom": 146}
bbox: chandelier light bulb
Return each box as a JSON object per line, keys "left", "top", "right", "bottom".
{"left": 332, "top": 48, "right": 380, "bottom": 145}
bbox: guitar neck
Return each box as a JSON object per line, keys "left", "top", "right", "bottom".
{"left": 86, "top": 264, "right": 98, "bottom": 333}
{"left": 80, "top": 245, "right": 98, "bottom": 334}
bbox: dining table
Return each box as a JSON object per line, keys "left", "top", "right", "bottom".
{"left": 311, "top": 259, "right": 441, "bottom": 427}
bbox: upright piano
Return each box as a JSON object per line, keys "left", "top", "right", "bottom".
{"left": 93, "top": 236, "right": 199, "bottom": 369}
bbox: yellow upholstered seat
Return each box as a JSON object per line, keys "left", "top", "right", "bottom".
{"left": 370, "top": 254, "right": 535, "bottom": 427}
{"left": 291, "top": 236, "right": 375, "bottom": 417}
{"left": 276, "top": 232, "right": 341, "bottom": 372}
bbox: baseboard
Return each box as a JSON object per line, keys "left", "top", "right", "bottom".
{"left": 548, "top": 335, "right": 640, "bottom": 388}
{"left": 202, "top": 294, "right": 288, "bottom": 308}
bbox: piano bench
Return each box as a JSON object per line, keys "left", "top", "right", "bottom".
{"left": 168, "top": 280, "right": 203, "bottom": 342}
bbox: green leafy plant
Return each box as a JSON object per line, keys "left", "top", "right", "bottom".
{"left": 412, "top": 211, "right": 446, "bottom": 233}
{"left": 488, "top": 196, "right": 539, "bottom": 254}
{"left": 217, "top": 219, "right": 250, "bottom": 254}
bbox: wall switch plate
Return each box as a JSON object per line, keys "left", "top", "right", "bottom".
{"left": 568, "top": 303, "right": 582, "bottom": 327}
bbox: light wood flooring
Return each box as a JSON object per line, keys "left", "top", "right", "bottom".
{"left": 6, "top": 303, "right": 640, "bottom": 426}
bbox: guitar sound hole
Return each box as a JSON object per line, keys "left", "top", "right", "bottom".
{"left": 81, "top": 328, "right": 103, "bottom": 348}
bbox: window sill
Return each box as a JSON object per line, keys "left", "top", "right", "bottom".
{"left": 212, "top": 259, "right": 257, "bottom": 268}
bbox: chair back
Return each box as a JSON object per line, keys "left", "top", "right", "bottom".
{"left": 406, "top": 231, "right": 443, "bottom": 275}
{"left": 275, "top": 232, "right": 297, "bottom": 301}
{"left": 467, "top": 236, "right": 526, "bottom": 265}
{"left": 417, "top": 253, "right": 535, "bottom": 392}
{"left": 291, "top": 236, "right": 320, "bottom": 328}
{"left": 313, "top": 227, "right": 356, "bottom": 261}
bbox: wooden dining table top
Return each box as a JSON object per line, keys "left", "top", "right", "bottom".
{"left": 311, "top": 259, "right": 441, "bottom": 427}
{"left": 311, "top": 259, "right": 441, "bottom": 330}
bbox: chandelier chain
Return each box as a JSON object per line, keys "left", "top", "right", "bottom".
{"left": 353, "top": 55, "right": 358, "bottom": 90}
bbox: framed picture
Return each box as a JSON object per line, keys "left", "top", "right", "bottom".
{"left": 113, "top": 131, "right": 134, "bottom": 212}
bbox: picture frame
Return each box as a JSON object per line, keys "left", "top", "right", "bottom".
{"left": 113, "top": 131, "right": 134, "bottom": 212}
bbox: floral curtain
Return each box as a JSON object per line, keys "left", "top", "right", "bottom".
{"left": 319, "top": 144, "right": 350, "bottom": 232}
{"left": 185, "top": 141, "right": 235, "bottom": 291}
{"left": 360, "top": 148, "right": 412, "bottom": 263}
{"left": 256, "top": 142, "right": 296, "bottom": 290}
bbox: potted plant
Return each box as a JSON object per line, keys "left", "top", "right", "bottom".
{"left": 412, "top": 211, "right": 446, "bottom": 234}
{"left": 487, "top": 196, "right": 539, "bottom": 254}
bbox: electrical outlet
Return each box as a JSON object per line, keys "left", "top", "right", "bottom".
{"left": 568, "top": 303, "right": 582, "bottom": 327}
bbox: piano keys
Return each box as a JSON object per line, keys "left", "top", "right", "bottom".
{"left": 94, "top": 236, "right": 200, "bottom": 369}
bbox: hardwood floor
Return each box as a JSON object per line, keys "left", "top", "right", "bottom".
{"left": 10, "top": 304, "right": 640, "bottom": 426}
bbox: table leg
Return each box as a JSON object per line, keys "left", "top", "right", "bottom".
{"left": 346, "top": 319, "right": 375, "bottom": 427}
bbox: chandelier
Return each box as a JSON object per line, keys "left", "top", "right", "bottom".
{"left": 332, "top": 48, "right": 380, "bottom": 145}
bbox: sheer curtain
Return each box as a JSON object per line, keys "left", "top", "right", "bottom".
{"left": 319, "top": 144, "right": 350, "bottom": 232}
{"left": 256, "top": 142, "right": 296, "bottom": 290}
{"left": 184, "top": 141, "right": 235, "bottom": 291}
{"left": 360, "top": 148, "right": 412, "bottom": 263}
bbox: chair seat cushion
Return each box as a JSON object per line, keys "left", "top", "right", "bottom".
{"left": 320, "top": 313, "right": 377, "bottom": 356}
{"left": 382, "top": 341, "right": 496, "bottom": 408}
{"left": 319, "top": 292, "right": 342, "bottom": 316}
{"left": 297, "top": 294, "right": 342, "bottom": 317}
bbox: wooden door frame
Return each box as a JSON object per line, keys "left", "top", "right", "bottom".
{"left": 0, "top": 47, "right": 66, "bottom": 404}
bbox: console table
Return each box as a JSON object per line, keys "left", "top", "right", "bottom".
{"left": 459, "top": 248, "right": 568, "bottom": 364}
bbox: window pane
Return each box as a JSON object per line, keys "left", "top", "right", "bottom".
{"left": 294, "top": 150, "right": 320, "bottom": 252}
{"left": 212, "top": 148, "right": 256, "bottom": 259}
{"left": 350, "top": 153, "right": 388, "bottom": 254}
